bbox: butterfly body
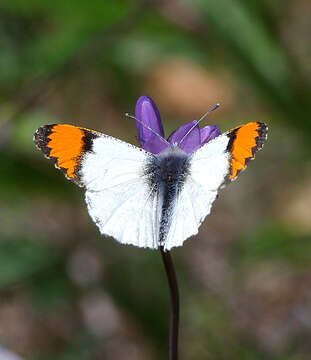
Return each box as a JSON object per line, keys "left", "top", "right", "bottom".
{"left": 145, "top": 145, "right": 191, "bottom": 244}
{"left": 34, "top": 121, "right": 267, "bottom": 251}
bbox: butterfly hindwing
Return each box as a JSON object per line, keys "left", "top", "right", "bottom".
{"left": 163, "top": 178, "right": 218, "bottom": 250}
{"left": 85, "top": 178, "right": 161, "bottom": 249}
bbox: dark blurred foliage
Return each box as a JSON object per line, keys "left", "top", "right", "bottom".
{"left": 0, "top": 0, "right": 311, "bottom": 359}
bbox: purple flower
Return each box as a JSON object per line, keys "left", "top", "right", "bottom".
{"left": 135, "top": 96, "right": 220, "bottom": 154}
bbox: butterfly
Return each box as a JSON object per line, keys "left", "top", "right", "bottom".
{"left": 33, "top": 96, "right": 267, "bottom": 251}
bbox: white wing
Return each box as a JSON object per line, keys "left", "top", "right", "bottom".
{"left": 80, "top": 135, "right": 161, "bottom": 249}
{"left": 164, "top": 134, "right": 230, "bottom": 251}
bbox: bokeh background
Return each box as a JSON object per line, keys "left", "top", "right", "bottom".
{"left": 1, "top": 0, "right": 311, "bottom": 359}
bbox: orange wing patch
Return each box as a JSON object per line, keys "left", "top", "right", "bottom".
{"left": 48, "top": 125, "right": 84, "bottom": 178}
{"left": 227, "top": 122, "right": 267, "bottom": 181}
{"left": 34, "top": 124, "right": 98, "bottom": 185}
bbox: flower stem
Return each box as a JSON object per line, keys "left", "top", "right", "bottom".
{"left": 160, "top": 247, "right": 179, "bottom": 360}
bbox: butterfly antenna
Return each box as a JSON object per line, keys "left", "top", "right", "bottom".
{"left": 125, "top": 113, "right": 170, "bottom": 145}
{"left": 178, "top": 103, "right": 220, "bottom": 145}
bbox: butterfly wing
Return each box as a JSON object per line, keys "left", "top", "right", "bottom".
{"left": 164, "top": 122, "right": 268, "bottom": 251}
{"left": 34, "top": 124, "right": 161, "bottom": 249}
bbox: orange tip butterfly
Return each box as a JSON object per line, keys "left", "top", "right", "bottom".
{"left": 34, "top": 96, "right": 267, "bottom": 251}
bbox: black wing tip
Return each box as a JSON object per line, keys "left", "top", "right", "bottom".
{"left": 247, "top": 122, "right": 268, "bottom": 160}
{"left": 254, "top": 122, "right": 268, "bottom": 152}
{"left": 33, "top": 124, "right": 57, "bottom": 156}
{"left": 34, "top": 124, "right": 56, "bottom": 138}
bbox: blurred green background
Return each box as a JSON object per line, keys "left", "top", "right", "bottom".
{"left": 0, "top": 0, "right": 311, "bottom": 359}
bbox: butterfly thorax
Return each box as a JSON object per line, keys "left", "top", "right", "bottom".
{"left": 144, "top": 145, "right": 189, "bottom": 187}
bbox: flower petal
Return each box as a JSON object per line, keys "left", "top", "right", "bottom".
{"left": 135, "top": 96, "right": 166, "bottom": 153}
{"left": 140, "top": 136, "right": 168, "bottom": 154}
{"left": 200, "top": 125, "right": 221, "bottom": 145}
{"left": 167, "top": 120, "right": 201, "bottom": 154}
